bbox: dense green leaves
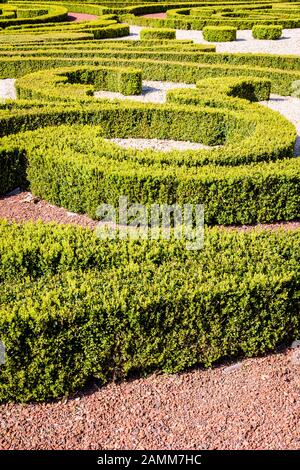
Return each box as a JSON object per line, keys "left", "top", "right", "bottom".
{"left": 0, "top": 74, "right": 297, "bottom": 225}
{"left": 0, "top": 221, "right": 299, "bottom": 402}
{"left": 16, "top": 65, "right": 143, "bottom": 99}
{"left": 252, "top": 24, "right": 283, "bottom": 40}
{"left": 0, "top": 5, "right": 299, "bottom": 402}
{"left": 203, "top": 26, "right": 237, "bottom": 42}
{"left": 124, "top": 2, "right": 300, "bottom": 30}
{"left": 140, "top": 27, "right": 176, "bottom": 40}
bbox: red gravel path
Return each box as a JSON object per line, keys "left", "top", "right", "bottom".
{"left": 0, "top": 190, "right": 98, "bottom": 229}
{"left": 1, "top": 347, "right": 300, "bottom": 450}
{"left": 67, "top": 12, "right": 99, "bottom": 23}
{"left": 140, "top": 13, "right": 167, "bottom": 19}
{"left": 0, "top": 190, "right": 299, "bottom": 232}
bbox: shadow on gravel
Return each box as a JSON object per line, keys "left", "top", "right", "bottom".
{"left": 62, "top": 341, "right": 297, "bottom": 405}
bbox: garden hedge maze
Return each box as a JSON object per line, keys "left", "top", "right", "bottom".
{"left": 0, "top": 0, "right": 299, "bottom": 402}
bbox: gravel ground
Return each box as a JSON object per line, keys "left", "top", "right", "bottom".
{"left": 0, "top": 79, "right": 16, "bottom": 100}
{"left": 108, "top": 137, "right": 217, "bottom": 152}
{"left": 1, "top": 32, "right": 300, "bottom": 450}
{"left": 95, "top": 80, "right": 195, "bottom": 103}
{"left": 261, "top": 94, "right": 300, "bottom": 156}
{"left": 128, "top": 25, "right": 300, "bottom": 56}
{"left": 0, "top": 346, "right": 300, "bottom": 450}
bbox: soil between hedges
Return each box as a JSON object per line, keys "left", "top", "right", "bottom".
{"left": 0, "top": 346, "right": 300, "bottom": 450}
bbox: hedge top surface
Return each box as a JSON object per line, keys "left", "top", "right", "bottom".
{"left": 202, "top": 25, "right": 237, "bottom": 41}
{"left": 165, "top": 2, "right": 300, "bottom": 29}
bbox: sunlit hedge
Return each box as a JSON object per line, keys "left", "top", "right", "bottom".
{"left": 0, "top": 221, "right": 299, "bottom": 402}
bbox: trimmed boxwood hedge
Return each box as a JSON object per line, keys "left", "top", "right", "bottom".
{"left": 0, "top": 72, "right": 298, "bottom": 227}
{"left": 0, "top": 73, "right": 298, "bottom": 225}
{"left": 16, "top": 64, "right": 143, "bottom": 98}
{"left": 123, "top": 2, "right": 300, "bottom": 30}
{"left": 0, "top": 220, "right": 299, "bottom": 402}
{"left": 252, "top": 24, "right": 283, "bottom": 40}
{"left": 0, "top": 4, "right": 69, "bottom": 28}
{"left": 203, "top": 25, "right": 237, "bottom": 42}
{"left": 1, "top": 49, "right": 300, "bottom": 96}
{"left": 140, "top": 27, "right": 176, "bottom": 40}
{"left": 0, "top": 3, "right": 299, "bottom": 404}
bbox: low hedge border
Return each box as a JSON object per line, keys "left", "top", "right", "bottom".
{"left": 122, "top": 3, "right": 300, "bottom": 30}
{"left": 1, "top": 40, "right": 299, "bottom": 73}
{"left": 0, "top": 4, "right": 69, "bottom": 28}
{"left": 140, "top": 27, "right": 176, "bottom": 40}
{"left": 203, "top": 25, "right": 237, "bottom": 42}
{"left": 0, "top": 71, "right": 298, "bottom": 226}
{"left": 1, "top": 121, "right": 298, "bottom": 225}
{"left": 1, "top": 54, "right": 300, "bottom": 97}
{"left": 16, "top": 64, "right": 143, "bottom": 98}
{"left": 252, "top": 24, "right": 283, "bottom": 40}
{"left": 16, "top": 8, "right": 49, "bottom": 19}
{"left": 0, "top": 220, "right": 299, "bottom": 402}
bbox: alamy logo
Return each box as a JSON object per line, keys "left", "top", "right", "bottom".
{"left": 95, "top": 197, "right": 204, "bottom": 250}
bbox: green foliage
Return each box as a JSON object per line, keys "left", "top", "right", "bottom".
{"left": 0, "top": 221, "right": 299, "bottom": 402}
{"left": 0, "top": 4, "right": 68, "bottom": 28}
{"left": 123, "top": 2, "right": 300, "bottom": 30}
{"left": 203, "top": 26, "right": 237, "bottom": 42}
{"left": 0, "top": 1, "right": 299, "bottom": 404}
{"left": 140, "top": 27, "right": 176, "bottom": 40}
{"left": 1, "top": 47, "right": 300, "bottom": 97}
{"left": 252, "top": 24, "right": 283, "bottom": 40}
{"left": 0, "top": 73, "right": 298, "bottom": 225}
{"left": 0, "top": 116, "right": 297, "bottom": 225}
{"left": 16, "top": 65, "right": 143, "bottom": 99}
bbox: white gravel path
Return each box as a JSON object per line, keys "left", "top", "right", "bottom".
{"left": 108, "top": 137, "right": 215, "bottom": 152}
{"left": 0, "top": 79, "right": 16, "bottom": 100}
{"left": 260, "top": 94, "right": 300, "bottom": 156}
{"left": 95, "top": 80, "right": 195, "bottom": 103}
{"left": 1, "top": 78, "right": 299, "bottom": 155}
{"left": 124, "top": 26, "right": 300, "bottom": 56}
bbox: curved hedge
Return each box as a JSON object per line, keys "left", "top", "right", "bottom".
{"left": 0, "top": 221, "right": 299, "bottom": 402}
{"left": 124, "top": 2, "right": 300, "bottom": 30}
{"left": 0, "top": 3, "right": 299, "bottom": 403}
{"left": 16, "top": 64, "right": 143, "bottom": 98}
{"left": 0, "top": 3, "right": 130, "bottom": 41}
{"left": 0, "top": 4, "right": 69, "bottom": 28}
{"left": 0, "top": 74, "right": 298, "bottom": 225}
